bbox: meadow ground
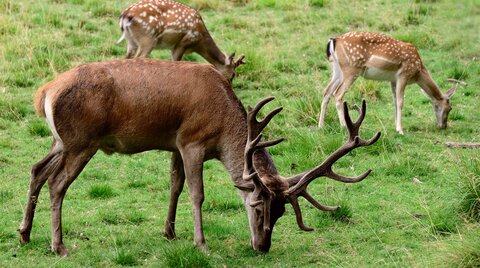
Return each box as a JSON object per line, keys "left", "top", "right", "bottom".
{"left": 0, "top": 0, "right": 479, "bottom": 267}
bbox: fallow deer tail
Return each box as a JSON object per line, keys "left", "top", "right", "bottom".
{"left": 325, "top": 38, "right": 336, "bottom": 61}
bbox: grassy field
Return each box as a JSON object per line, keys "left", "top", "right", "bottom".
{"left": 1, "top": 0, "right": 479, "bottom": 267}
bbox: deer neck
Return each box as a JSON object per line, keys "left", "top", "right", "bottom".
{"left": 417, "top": 69, "right": 446, "bottom": 102}
{"left": 197, "top": 32, "right": 228, "bottom": 68}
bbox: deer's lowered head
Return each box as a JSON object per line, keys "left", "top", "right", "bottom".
{"left": 235, "top": 98, "right": 381, "bottom": 252}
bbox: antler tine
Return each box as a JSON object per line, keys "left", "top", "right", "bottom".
{"left": 285, "top": 101, "right": 380, "bottom": 231}
{"left": 287, "top": 196, "right": 314, "bottom": 231}
{"left": 247, "top": 97, "right": 283, "bottom": 137}
{"left": 301, "top": 190, "right": 340, "bottom": 211}
{"left": 244, "top": 97, "right": 283, "bottom": 180}
{"left": 325, "top": 168, "right": 372, "bottom": 183}
{"left": 343, "top": 99, "right": 368, "bottom": 140}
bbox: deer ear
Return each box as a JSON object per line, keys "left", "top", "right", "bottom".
{"left": 228, "top": 52, "right": 236, "bottom": 62}
{"left": 446, "top": 87, "right": 457, "bottom": 98}
{"left": 235, "top": 182, "right": 254, "bottom": 192}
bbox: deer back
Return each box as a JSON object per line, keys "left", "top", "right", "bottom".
{"left": 120, "top": 0, "right": 207, "bottom": 49}
{"left": 36, "top": 59, "right": 245, "bottom": 156}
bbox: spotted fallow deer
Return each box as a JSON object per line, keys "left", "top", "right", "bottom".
{"left": 18, "top": 58, "right": 380, "bottom": 256}
{"left": 117, "top": 0, "right": 245, "bottom": 80}
{"left": 318, "top": 31, "right": 460, "bottom": 134}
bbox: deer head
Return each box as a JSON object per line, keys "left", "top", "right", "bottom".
{"left": 216, "top": 52, "right": 246, "bottom": 81}
{"left": 433, "top": 79, "right": 464, "bottom": 129}
{"left": 236, "top": 97, "right": 381, "bottom": 252}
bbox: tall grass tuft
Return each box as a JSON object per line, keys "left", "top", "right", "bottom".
{"left": 435, "top": 229, "right": 480, "bottom": 268}
{"left": 28, "top": 120, "right": 50, "bottom": 137}
{"left": 162, "top": 243, "right": 212, "bottom": 268}
{"left": 88, "top": 184, "right": 116, "bottom": 199}
{"left": 329, "top": 201, "right": 352, "bottom": 223}
{"left": 114, "top": 249, "right": 139, "bottom": 266}
{"left": 461, "top": 158, "right": 480, "bottom": 222}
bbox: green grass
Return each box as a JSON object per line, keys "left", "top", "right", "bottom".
{"left": 1, "top": 0, "right": 479, "bottom": 267}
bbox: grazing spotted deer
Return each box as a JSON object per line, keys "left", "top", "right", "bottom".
{"left": 18, "top": 58, "right": 379, "bottom": 256}
{"left": 117, "top": 0, "right": 245, "bottom": 80}
{"left": 318, "top": 31, "right": 460, "bottom": 134}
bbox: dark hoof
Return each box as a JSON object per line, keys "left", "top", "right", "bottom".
{"left": 19, "top": 232, "right": 30, "bottom": 244}
{"left": 53, "top": 244, "right": 69, "bottom": 257}
{"left": 163, "top": 231, "right": 177, "bottom": 240}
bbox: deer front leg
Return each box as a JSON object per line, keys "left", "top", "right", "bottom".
{"left": 394, "top": 79, "right": 407, "bottom": 134}
{"left": 319, "top": 72, "right": 342, "bottom": 127}
{"left": 179, "top": 145, "right": 207, "bottom": 251}
{"left": 171, "top": 46, "right": 186, "bottom": 61}
{"left": 334, "top": 76, "right": 357, "bottom": 126}
{"left": 164, "top": 152, "right": 186, "bottom": 240}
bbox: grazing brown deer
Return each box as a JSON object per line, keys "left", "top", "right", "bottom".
{"left": 318, "top": 31, "right": 460, "bottom": 134}
{"left": 18, "top": 59, "right": 380, "bottom": 256}
{"left": 117, "top": 0, "right": 245, "bottom": 80}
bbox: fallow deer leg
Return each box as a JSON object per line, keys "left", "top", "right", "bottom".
{"left": 135, "top": 40, "right": 156, "bottom": 58}
{"left": 125, "top": 30, "right": 138, "bottom": 59}
{"left": 179, "top": 145, "right": 206, "bottom": 251}
{"left": 334, "top": 76, "right": 358, "bottom": 126}
{"left": 319, "top": 69, "right": 343, "bottom": 127}
{"left": 47, "top": 148, "right": 96, "bottom": 257}
{"left": 18, "top": 143, "right": 62, "bottom": 244}
{"left": 171, "top": 35, "right": 193, "bottom": 61}
{"left": 390, "top": 81, "right": 397, "bottom": 127}
{"left": 164, "top": 152, "right": 186, "bottom": 240}
{"left": 394, "top": 78, "right": 407, "bottom": 134}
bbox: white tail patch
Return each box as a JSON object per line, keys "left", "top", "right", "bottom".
{"left": 116, "top": 31, "right": 126, "bottom": 44}
{"left": 116, "top": 17, "right": 132, "bottom": 44}
{"left": 44, "top": 93, "right": 64, "bottom": 154}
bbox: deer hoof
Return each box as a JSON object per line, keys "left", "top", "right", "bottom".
{"left": 18, "top": 228, "right": 31, "bottom": 244}
{"left": 53, "top": 244, "right": 69, "bottom": 257}
{"left": 195, "top": 242, "right": 208, "bottom": 253}
{"left": 19, "top": 233, "right": 30, "bottom": 244}
{"left": 163, "top": 231, "right": 177, "bottom": 240}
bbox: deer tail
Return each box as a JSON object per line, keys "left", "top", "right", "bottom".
{"left": 325, "top": 38, "right": 336, "bottom": 62}
{"left": 117, "top": 15, "right": 133, "bottom": 44}
{"left": 34, "top": 83, "right": 50, "bottom": 118}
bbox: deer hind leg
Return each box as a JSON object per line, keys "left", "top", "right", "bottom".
{"left": 18, "top": 142, "right": 63, "bottom": 244}
{"left": 319, "top": 61, "right": 343, "bottom": 127}
{"left": 135, "top": 39, "right": 156, "bottom": 58}
{"left": 125, "top": 30, "right": 138, "bottom": 59}
{"left": 164, "top": 152, "right": 186, "bottom": 240}
{"left": 333, "top": 75, "right": 358, "bottom": 127}
{"left": 47, "top": 147, "right": 96, "bottom": 256}
{"left": 127, "top": 25, "right": 156, "bottom": 58}
{"left": 178, "top": 144, "right": 206, "bottom": 251}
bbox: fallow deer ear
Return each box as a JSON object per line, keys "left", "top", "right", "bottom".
{"left": 446, "top": 87, "right": 457, "bottom": 98}
{"left": 235, "top": 182, "right": 254, "bottom": 192}
{"left": 228, "top": 52, "right": 236, "bottom": 62}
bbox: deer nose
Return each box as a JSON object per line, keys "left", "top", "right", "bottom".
{"left": 251, "top": 238, "right": 271, "bottom": 253}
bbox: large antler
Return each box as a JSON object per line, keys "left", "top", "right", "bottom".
{"left": 242, "top": 97, "right": 283, "bottom": 231}
{"left": 286, "top": 100, "right": 381, "bottom": 231}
